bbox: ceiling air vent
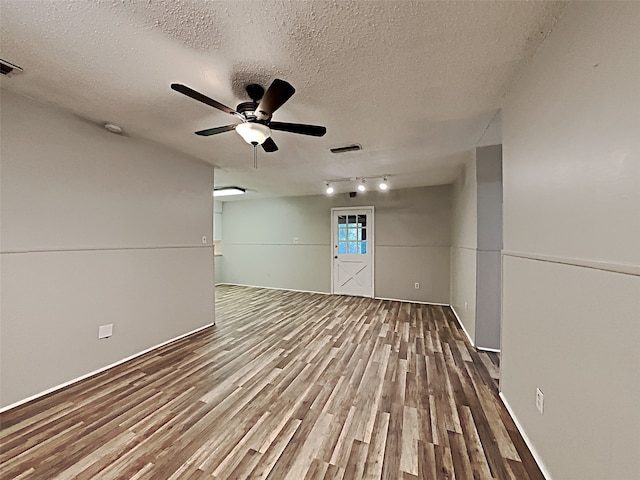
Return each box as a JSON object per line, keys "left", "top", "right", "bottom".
{"left": 330, "top": 144, "right": 362, "bottom": 154}
{"left": 0, "top": 58, "right": 23, "bottom": 77}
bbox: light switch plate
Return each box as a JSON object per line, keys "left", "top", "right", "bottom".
{"left": 98, "top": 324, "right": 113, "bottom": 339}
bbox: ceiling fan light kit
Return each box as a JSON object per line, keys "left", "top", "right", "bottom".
{"left": 235, "top": 122, "right": 271, "bottom": 145}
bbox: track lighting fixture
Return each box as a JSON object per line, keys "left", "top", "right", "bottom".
{"left": 323, "top": 175, "right": 390, "bottom": 195}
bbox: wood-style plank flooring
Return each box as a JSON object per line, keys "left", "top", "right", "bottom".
{"left": 0, "top": 285, "right": 543, "bottom": 479}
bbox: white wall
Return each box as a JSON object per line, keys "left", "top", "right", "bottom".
{"left": 501, "top": 2, "right": 640, "bottom": 479}
{"left": 219, "top": 185, "right": 452, "bottom": 303}
{"left": 0, "top": 89, "right": 215, "bottom": 409}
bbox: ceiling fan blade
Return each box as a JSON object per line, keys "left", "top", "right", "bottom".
{"left": 269, "top": 122, "right": 327, "bottom": 137}
{"left": 262, "top": 137, "right": 279, "bottom": 152}
{"left": 256, "top": 79, "right": 295, "bottom": 120}
{"left": 195, "top": 124, "right": 237, "bottom": 136}
{"left": 171, "top": 83, "right": 238, "bottom": 116}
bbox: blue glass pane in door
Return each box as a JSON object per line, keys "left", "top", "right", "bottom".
{"left": 338, "top": 226, "right": 346, "bottom": 241}
{"left": 348, "top": 228, "right": 357, "bottom": 241}
{"left": 348, "top": 242, "right": 357, "bottom": 254}
{"left": 338, "top": 242, "right": 347, "bottom": 254}
{"left": 361, "top": 241, "right": 367, "bottom": 254}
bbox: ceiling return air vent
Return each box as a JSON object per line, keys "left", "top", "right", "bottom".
{"left": 0, "top": 58, "right": 23, "bottom": 77}
{"left": 330, "top": 144, "right": 362, "bottom": 154}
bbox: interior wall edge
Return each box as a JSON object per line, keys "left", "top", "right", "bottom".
{"left": 0, "top": 322, "right": 215, "bottom": 414}
{"left": 450, "top": 306, "right": 475, "bottom": 346}
{"left": 499, "top": 392, "right": 553, "bottom": 480}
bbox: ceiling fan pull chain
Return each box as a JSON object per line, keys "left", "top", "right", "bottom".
{"left": 254, "top": 144, "right": 258, "bottom": 169}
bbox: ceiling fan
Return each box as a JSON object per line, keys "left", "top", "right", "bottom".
{"left": 171, "top": 79, "right": 327, "bottom": 153}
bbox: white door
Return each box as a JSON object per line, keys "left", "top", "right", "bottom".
{"left": 331, "top": 208, "right": 374, "bottom": 297}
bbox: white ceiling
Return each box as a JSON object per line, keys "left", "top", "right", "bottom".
{"left": 0, "top": 0, "right": 565, "bottom": 200}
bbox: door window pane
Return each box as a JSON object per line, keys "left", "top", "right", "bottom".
{"left": 336, "top": 212, "right": 369, "bottom": 256}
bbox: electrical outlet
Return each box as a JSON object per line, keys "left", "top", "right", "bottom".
{"left": 202, "top": 236, "right": 207, "bottom": 244}
{"left": 98, "top": 324, "right": 113, "bottom": 339}
{"left": 536, "top": 388, "right": 544, "bottom": 414}
{"left": 414, "top": 282, "right": 420, "bottom": 289}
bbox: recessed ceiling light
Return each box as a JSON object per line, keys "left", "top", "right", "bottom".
{"left": 213, "top": 187, "right": 246, "bottom": 197}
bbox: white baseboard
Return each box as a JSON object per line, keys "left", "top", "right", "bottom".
{"left": 499, "top": 392, "right": 552, "bottom": 480}
{"left": 217, "top": 283, "right": 451, "bottom": 307}
{"left": 477, "top": 346, "right": 501, "bottom": 353}
{"left": 0, "top": 323, "right": 215, "bottom": 413}
{"left": 450, "top": 306, "right": 475, "bottom": 346}
{"left": 216, "top": 282, "right": 331, "bottom": 296}
{"left": 374, "top": 296, "right": 450, "bottom": 306}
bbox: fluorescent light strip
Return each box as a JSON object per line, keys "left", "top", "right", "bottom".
{"left": 213, "top": 187, "right": 246, "bottom": 197}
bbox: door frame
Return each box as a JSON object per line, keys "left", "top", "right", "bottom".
{"left": 330, "top": 206, "right": 375, "bottom": 298}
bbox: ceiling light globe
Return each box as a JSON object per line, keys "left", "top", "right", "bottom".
{"left": 357, "top": 182, "right": 366, "bottom": 192}
{"left": 379, "top": 181, "right": 388, "bottom": 191}
{"left": 235, "top": 122, "right": 271, "bottom": 145}
{"left": 326, "top": 185, "right": 334, "bottom": 195}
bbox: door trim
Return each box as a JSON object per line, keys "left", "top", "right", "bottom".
{"left": 330, "top": 206, "right": 375, "bottom": 298}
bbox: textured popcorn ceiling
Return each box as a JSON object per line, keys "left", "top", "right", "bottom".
{"left": 0, "top": 0, "right": 565, "bottom": 199}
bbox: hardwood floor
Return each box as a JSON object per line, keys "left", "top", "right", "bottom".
{"left": 0, "top": 285, "right": 542, "bottom": 479}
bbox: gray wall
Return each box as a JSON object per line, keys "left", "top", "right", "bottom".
{"left": 218, "top": 185, "right": 452, "bottom": 303}
{"left": 0, "top": 90, "right": 215, "bottom": 409}
{"left": 450, "top": 147, "right": 503, "bottom": 350}
{"left": 450, "top": 153, "right": 478, "bottom": 341}
{"left": 475, "top": 145, "right": 502, "bottom": 350}
{"left": 501, "top": 3, "right": 640, "bottom": 479}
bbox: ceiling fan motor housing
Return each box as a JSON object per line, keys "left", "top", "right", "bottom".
{"left": 236, "top": 102, "right": 259, "bottom": 120}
